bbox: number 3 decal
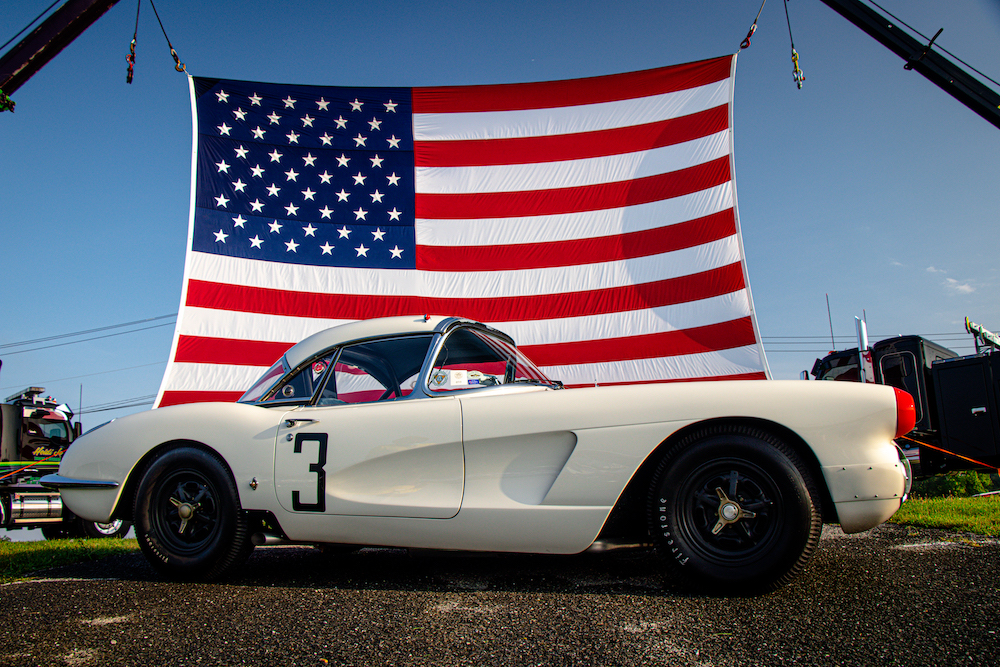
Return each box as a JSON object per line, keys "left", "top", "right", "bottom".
{"left": 292, "top": 433, "right": 327, "bottom": 512}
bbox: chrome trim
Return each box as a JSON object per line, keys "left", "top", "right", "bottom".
{"left": 40, "top": 473, "right": 119, "bottom": 489}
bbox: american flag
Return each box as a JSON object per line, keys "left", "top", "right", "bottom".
{"left": 155, "top": 54, "right": 768, "bottom": 407}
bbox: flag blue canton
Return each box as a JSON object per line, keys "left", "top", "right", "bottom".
{"left": 192, "top": 78, "right": 415, "bottom": 269}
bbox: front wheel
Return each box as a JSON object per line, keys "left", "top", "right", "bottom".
{"left": 134, "top": 447, "right": 253, "bottom": 581}
{"left": 647, "top": 426, "right": 822, "bottom": 593}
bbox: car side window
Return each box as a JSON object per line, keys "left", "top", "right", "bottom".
{"left": 320, "top": 335, "right": 434, "bottom": 405}
{"left": 261, "top": 353, "right": 337, "bottom": 405}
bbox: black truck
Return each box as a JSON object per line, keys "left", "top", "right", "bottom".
{"left": 810, "top": 323, "right": 1000, "bottom": 475}
{"left": 1, "top": 384, "right": 131, "bottom": 539}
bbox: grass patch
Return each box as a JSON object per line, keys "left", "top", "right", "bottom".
{"left": 0, "top": 538, "right": 139, "bottom": 584}
{"left": 889, "top": 495, "right": 1000, "bottom": 537}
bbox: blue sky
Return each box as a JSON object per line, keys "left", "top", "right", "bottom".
{"left": 2, "top": 0, "right": 999, "bottom": 426}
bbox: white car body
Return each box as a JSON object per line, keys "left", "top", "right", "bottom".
{"left": 45, "top": 316, "right": 913, "bottom": 591}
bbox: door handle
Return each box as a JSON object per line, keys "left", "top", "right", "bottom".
{"left": 284, "top": 418, "right": 318, "bottom": 428}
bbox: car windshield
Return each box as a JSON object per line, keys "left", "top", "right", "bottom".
{"left": 238, "top": 357, "right": 290, "bottom": 403}
{"left": 428, "top": 327, "right": 558, "bottom": 392}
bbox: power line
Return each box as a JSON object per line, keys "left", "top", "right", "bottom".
{"left": 1, "top": 314, "right": 175, "bottom": 350}
{"left": 2, "top": 322, "right": 175, "bottom": 356}
{"left": 0, "top": 361, "right": 167, "bottom": 394}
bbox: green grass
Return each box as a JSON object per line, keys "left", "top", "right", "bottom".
{"left": 889, "top": 495, "right": 1000, "bottom": 537}
{"left": 0, "top": 537, "right": 139, "bottom": 584}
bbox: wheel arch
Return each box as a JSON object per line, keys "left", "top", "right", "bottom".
{"left": 598, "top": 417, "right": 836, "bottom": 544}
{"left": 111, "top": 439, "right": 234, "bottom": 522}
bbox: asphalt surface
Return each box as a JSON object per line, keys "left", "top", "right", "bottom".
{"left": 2, "top": 524, "right": 998, "bottom": 667}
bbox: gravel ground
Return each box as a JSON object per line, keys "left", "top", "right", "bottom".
{"left": 2, "top": 523, "right": 998, "bottom": 667}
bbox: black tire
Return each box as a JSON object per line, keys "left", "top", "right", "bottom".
{"left": 76, "top": 517, "right": 132, "bottom": 539}
{"left": 133, "top": 447, "right": 253, "bottom": 581}
{"left": 647, "top": 425, "right": 822, "bottom": 593}
{"left": 41, "top": 524, "right": 70, "bottom": 540}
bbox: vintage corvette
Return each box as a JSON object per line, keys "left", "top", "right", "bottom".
{"left": 43, "top": 315, "right": 915, "bottom": 591}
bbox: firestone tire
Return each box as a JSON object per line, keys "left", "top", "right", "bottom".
{"left": 647, "top": 425, "right": 822, "bottom": 593}
{"left": 134, "top": 447, "right": 253, "bottom": 581}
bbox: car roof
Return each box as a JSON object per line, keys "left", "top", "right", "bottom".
{"left": 284, "top": 315, "right": 461, "bottom": 368}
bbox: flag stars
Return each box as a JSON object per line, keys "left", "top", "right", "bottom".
{"left": 319, "top": 133, "right": 334, "bottom": 146}
{"left": 286, "top": 131, "right": 300, "bottom": 144}
{"left": 320, "top": 241, "right": 335, "bottom": 254}
{"left": 370, "top": 190, "right": 384, "bottom": 203}
{"left": 301, "top": 115, "right": 314, "bottom": 127}
{"left": 333, "top": 116, "right": 347, "bottom": 129}
{"left": 232, "top": 179, "right": 247, "bottom": 192}
{"left": 284, "top": 168, "right": 299, "bottom": 182}
{"left": 250, "top": 164, "right": 265, "bottom": 178}
{"left": 217, "top": 123, "right": 232, "bottom": 136}
{"left": 384, "top": 100, "right": 397, "bottom": 113}
{"left": 301, "top": 187, "right": 316, "bottom": 200}
{"left": 355, "top": 244, "right": 369, "bottom": 257}
{"left": 336, "top": 154, "right": 350, "bottom": 168}
{"left": 387, "top": 135, "right": 401, "bottom": 148}
{"left": 214, "top": 229, "right": 228, "bottom": 243}
{"left": 371, "top": 228, "right": 386, "bottom": 241}
{"left": 390, "top": 245, "right": 404, "bottom": 258}
{"left": 234, "top": 145, "right": 249, "bottom": 159}
{"left": 319, "top": 205, "right": 334, "bottom": 219}
{"left": 248, "top": 92, "right": 262, "bottom": 106}
{"left": 353, "top": 134, "right": 367, "bottom": 147}
{"left": 216, "top": 90, "right": 230, "bottom": 103}
{"left": 354, "top": 207, "right": 368, "bottom": 220}
{"left": 370, "top": 154, "right": 384, "bottom": 168}
{"left": 267, "top": 111, "right": 281, "bottom": 124}
{"left": 386, "top": 172, "right": 401, "bottom": 186}
{"left": 252, "top": 126, "right": 266, "bottom": 140}
{"left": 285, "top": 203, "right": 300, "bottom": 216}
{"left": 316, "top": 97, "right": 330, "bottom": 111}
{"left": 387, "top": 207, "right": 402, "bottom": 221}
{"left": 283, "top": 96, "right": 297, "bottom": 108}
{"left": 338, "top": 226, "right": 352, "bottom": 238}
{"left": 232, "top": 215, "right": 247, "bottom": 228}
{"left": 335, "top": 189, "right": 350, "bottom": 201}
{"left": 302, "top": 153, "right": 317, "bottom": 167}
{"left": 318, "top": 171, "right": 333, "bottom": 184}
{"left": 268, "top": 220, "right": 283, "bottom": 233}
{"left": 233, "top": 108, "right": 247, "bottom": 121}
{"left": 266, "top": 183, "right": 281, "bottom": 197}
{"left": 214, "top": 194, "right": 230, "bottom": 208}
{"left": 268, "top": 149, "right": 283, "bottom": 163}
{"left": 216, "top": 160, "right": 231, "bottom": 173}
{"left": 350, "top": 98, "right": 363, "bottom": 111}
{"left": 250, "top": 199, "right": 265, "bottom": 212}
{"left": 250, "top": 235, "right": 264, "bottom": 248}
{"left": 285, "top": 239, "right": 299, "bottom": 252}
{"left": 352, "top": 172, "right": 367, "bottom": 185}
{"left": 368, "top": 117, "right": 382, "bottom": 131}
{"left": 303, "top": 223, "right": 317, "bottom": 237}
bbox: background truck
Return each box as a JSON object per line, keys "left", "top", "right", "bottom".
{"left": 1, "top": 382, "right": 130, "bottom": 539}
{"left": 810, "top": 319, "right": 1000, "bottom": 475}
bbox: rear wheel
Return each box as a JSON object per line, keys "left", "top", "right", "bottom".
{"left": 134, "top": 447, "right": 253, "bottom": 581}
{"left": 76, "top": 517, "right": 132, "bottom": 539}
{"left": 648, "top": 426, "right": 822, "bottom": 593}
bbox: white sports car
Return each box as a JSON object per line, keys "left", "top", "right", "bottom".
{"left": 44, "top": 316, "right": 914, "bottom": 591}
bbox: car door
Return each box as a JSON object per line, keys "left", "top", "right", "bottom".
{"left": 273, "top": 398, "right": 463, "bottom": 518}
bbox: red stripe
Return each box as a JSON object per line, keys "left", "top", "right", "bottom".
{"left": 562, "top": 372, "right": 767, "bottom": 388}
{"left": 521, "top": 317, "right": 757, "bottom": 367}
{"left": 159, "top": 390, "right": 244, "bottom": 407}
{"left": 415, "top": 156, "right": 730, "bottom": 220}
{"left": 416, "top": 209, "right": 736, "bottom": 272}
{"left": 185, "top": 262, "right": 746, "bottom": 323}
{"left": 414, "top": 105, "right": 729, "bottom": 167}
{"left": 412, "top": 57, "right": 732, "bottom": 113}
{"left": 175, "top": 336, "right": 294, "bottom": 366}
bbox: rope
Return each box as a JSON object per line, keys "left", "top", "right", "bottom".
{"left": 0, "top": 451, "right": 63, "bottom": 483}
{"left": 148, "top": 0, "right": 185, "bottom": 72}
{"left": 126, "top": 0, "right": 140, "bottom": 84}
{"left": 784, "top": 0, "right": 804, "bottom": 88}
{"left": 0, "top": 0, "right": 61, "bottom": 52}
{"left": 740, "top": 0, "right": 768, "bottom": 49}
{"left": 899, "top": 434, "right": 1000, "bottom": 475}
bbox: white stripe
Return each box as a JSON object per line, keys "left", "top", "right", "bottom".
{"left": 542, "top": 345, "right": 764, "bottom": 386}
{"left": 414, "top": 131, "right": 729, "bottom": 195}
{"left": 172, "top": 290, "right": 752, "bottom": 349}
{"left": 162, "top": 362, "right": 263, "bottom": 393}
{"left": 186, "top": 236, "right": 741, "bottom": 299}
{"left": 413, "top": 80, "right": 729, "bottom": 141}
{"left": 415, "top": 184, "right": 733, "bottom": 247}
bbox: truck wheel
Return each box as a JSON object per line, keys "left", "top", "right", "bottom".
{"left": 134, "top": 447, "right": 253, "bottom": 581}
{"left": 42, "top": 525, "right": 70, "bottom": 540}
{"left": 647, "top": 425, "right": 822, "bottom": 593}
{"left": 76, "top": 518, "right": 132, "bottom": 539}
